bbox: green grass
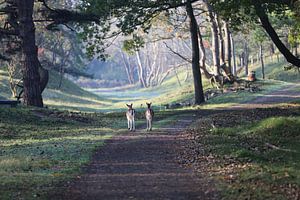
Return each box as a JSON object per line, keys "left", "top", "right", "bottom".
{"left": 87, "top": 68, "right": 206, "bottom": 111}
{"left": 0, "top": 69, "right": 113, "bottom": 112}
{"left": 0, "top": 107, "right": 126, "bottom": 199}
{"left": 191, "top": 79, "right": 291, "bottom": 109}
{"left": 2, "top": 55, "right": 298, "bottom": 112}
{"left": 192, "top": 108, "right": 300, "bottom": 200}
{"left": 248, "top": 55, "right": 300, "bottom": 83}
{"left": 0, "top": 106, "right": 194, "bottom": 199}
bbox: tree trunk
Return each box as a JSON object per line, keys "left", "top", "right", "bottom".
{"left": 121, "top": 51, "right": 133, "bottom": 84}
{"left": 17, "top": 0, "right": 43, "bottom": 107}
{"left": 270, "top": 43, "right": 275, "bottom": 62}
{"left": 216, "top": 17, "right": 225, "bottom": 65}
{"left": 39, "top": 63, "right": 49, "bottom": 92}
{"left": 260, "top": 44, "right": 265, "bottom": 79}
{"left": 223, "top": 21, "right": 232, "bottom": 74}
{"left": 135, "top": 51, "right": 146, "bottom": 88}
{"left": 198, "top": 27, "right": 206, "bottom": 69}
{"left": 231, "top": 34, "right": 237, "bottom": 76}
{"left": 186, "top": 0, "right": 205, "bottom": 104}
{"left": 244, "top": 41, "right": 249, "bottom": 76}
{"left": 198, "top": 27, "right": 214, "bottom": 80}
{"left": 204, "top": 0, "right": 220, "bottom": 75}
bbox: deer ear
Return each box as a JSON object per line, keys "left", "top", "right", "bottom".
{"left": 126, "top": 104, "right": 129, "bottom": 107}
{"left": 131, "top": 103, "right": 133, "bottom": 106}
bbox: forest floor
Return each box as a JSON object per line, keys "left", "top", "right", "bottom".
{"left": 48, "top": 84, "right": 300, "bottom": 200}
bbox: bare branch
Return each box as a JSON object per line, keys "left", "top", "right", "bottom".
{"left": 164, "top": 42, "right": 192, "bottom": 63}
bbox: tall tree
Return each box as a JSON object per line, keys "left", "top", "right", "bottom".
{"left": 18, "top": 0, "right": 43, "bottom": 107}
{"left": 210, "top": 0, "right": 300, "bottom": 68}
{"left": 186, "top": 0, "right": 205, "bottom": 104}
{"left": 0, "top": 0, "right": 98, "bottom": 106}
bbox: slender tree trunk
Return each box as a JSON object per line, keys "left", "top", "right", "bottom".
{"left": 121, "top": 51, "right": 133, "bottom": 84}
{"left": 223, "top": 21, "right": 232, "bottom": 74}
{"left": 251, "top": 56, "right": 254, "bottom": 66}
{"left": 135, "top": 51, "right": 146, "bottom": 88}
{"left": 186, "top": 0, "right": 205, "bottom": 104}
{"left": 198, "top": 27, "right": 213, "bottom": 79}
{"left": 216, "top": 17, "right": 225, "bottom": 65}
{"left": 270, "top": 43, "right": 275, "bottom": 62}
{"left": 18, "top": 0, "right": 43, "bottom": 107}
{"left": 244, "top": 41, "right": 249, "bottom": 76}
{"left": 198, "top": 28, "right": 206, "bottom": 69}
{"left": 260, "top": 44, "right": 265, "bottom": 79}
{"left": 204, "top": 0, "right": 220, "bottom": 75}
{"left": 231, "top": 34, "right": 237, "bottom": 75}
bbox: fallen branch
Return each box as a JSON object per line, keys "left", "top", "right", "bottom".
{"left": 265, "top": 143, "right": 297, "bottom": 152}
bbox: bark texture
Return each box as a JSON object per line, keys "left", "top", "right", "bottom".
{"left": 17, "top": 0, "right": 43, "bottom": 107}
{"left": 186, "top": 0, "right": 205, "bottom": 104}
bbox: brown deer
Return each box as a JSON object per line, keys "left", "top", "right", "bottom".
{"left": 126, "top": 104, "right": 135, "bottom": 131}
{"left": 145, "top": 102, "right": 154, "bottom": 131}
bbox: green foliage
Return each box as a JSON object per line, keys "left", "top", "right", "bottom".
{"left": 252, "top": 26, "right": 268, "bottom": 43}
{"left": 209, "top": 0, "right": 295, "bottom": 32}
{"left": 122, "top": 35, "right": 145, "bottom": 54}
{"left": 78, "top": 0, "right": 184, "bottom": 57}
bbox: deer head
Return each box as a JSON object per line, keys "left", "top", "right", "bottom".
{"left": 126, "top": 103, "right": 133, "bottom": 109}
{"left": 146, "top": 102, "right": 152, "bottom": 108}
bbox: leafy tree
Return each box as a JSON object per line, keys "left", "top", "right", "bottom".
{"left": 210, "top": 0, "right": 300, "bottom": 68}
{"left": 80, "top": 0, "right": 205, "bottom": 104}
{"left": 0, "top": 0, "right": 98, "bottom": 107}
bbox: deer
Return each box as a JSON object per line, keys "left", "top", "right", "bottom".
{"left": 126, "top": 104, "right": 135, "bottom": 131}
{"left": 145, "top": 102, "right": 154, "bottom": 131}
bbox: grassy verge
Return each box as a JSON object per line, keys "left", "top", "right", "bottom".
{"left": 201, "top": 79, "right": 291, "bottom": 109}
{"left": 0, "top": 106, "right": 189, "bottom": 199}
{"left": 0, "top": 107, "right": 128, "bottom": 199}
{"left": 189, "top": 107, "right": 300, "bottom": 200}
{"left": 248, "top": 56, "right": 300, "bottom": 83}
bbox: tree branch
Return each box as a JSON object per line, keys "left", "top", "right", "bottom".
{"left": 252, "top": 0, "right": 300, "bottom": 67}
{"left": 163, "top": 42, "right": 192, "bottom": 63}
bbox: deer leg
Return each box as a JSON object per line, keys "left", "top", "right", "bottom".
{"left": 132, "top": 119, "right": 135, "bottom": 131}
{"left": 128, "top": 120, "right": 130, "bottom": 130}
{"left": 149, "top": 120, "right": 152, "bottom": 131}
{"left": 146, "top": 119, "right": 149, "bottom": 131}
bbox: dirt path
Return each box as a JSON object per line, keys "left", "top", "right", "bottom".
{"left": 50, "top": 115, "right": 218, "bottom": 200}
{"left": 49, "top": 84, "right": 300, "bottom": 199}
{"left": 229, "top": 83, "right": 300, "bottom": 109}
